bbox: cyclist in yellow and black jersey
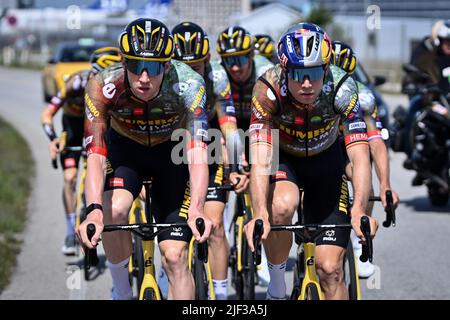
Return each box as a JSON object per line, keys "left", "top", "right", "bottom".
{"left": 40, "top": 47, "right": 121, "bottom": 255}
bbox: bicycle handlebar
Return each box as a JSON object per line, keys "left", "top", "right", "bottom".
{"left": 270, "top": 216, "right": 373, "bottom": 264}
{"left": 51, "top": 146, "right": 86, "bottom": 170}
{"left": 208, "top": 177, "right": 241, "bottom": 192}
{"left": 350, "top": 191, "right": 396, "bottom": 228}
{"left": 253, "top": 219, "right": 264, "bottom": 266}
{"left": 85, "top": 219, "right": 208, "bottom": 264}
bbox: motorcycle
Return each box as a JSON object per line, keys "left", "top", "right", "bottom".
{"left": 390, "top": 64, "right": 450, "bottom": 206}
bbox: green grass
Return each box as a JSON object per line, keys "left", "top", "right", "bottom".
{"left": 0, "top": 116, "right": 34, "bottom": 293}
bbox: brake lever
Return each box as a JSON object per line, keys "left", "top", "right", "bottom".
{"left": 253, "top": 219, "right": 264, "bottom": 266}
{"left": 382, "top": 190, "right": 396, "bottom": 228}
{"left": 86, "top": 224, "right": 99, "bottom": 268}
{"left": 359, "top": 216, "right": 373, "bottom": 263}
{"left": 196, "top": 218, "right": 208, "bottom": 263}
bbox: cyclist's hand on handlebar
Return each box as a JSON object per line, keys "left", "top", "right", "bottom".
{"left": 188, "top": 212, "right": 212, "bottom": 243}
{"left": 244, "top": 216, "right": 270, "bottom": 252}
{"left": 76, "top": 212, "right": 103, "bottom": 249}
{"left": 351, "top": 213, "right": 378, "bottom": 244}
{"left": 48, "top": 138, "right": 61, "bottom": 159}
{"left": 229, "top": 172, "right": 249, "bottom": 194}
{"left": 380, "top": 188, "right": 400, "bottom": 210}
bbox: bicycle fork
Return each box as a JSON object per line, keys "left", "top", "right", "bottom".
{"left": 139, "top": 239, "right": 160, "bottom": 300}
{"left": 299, "top": 243, "right": 324, "bottom": 300}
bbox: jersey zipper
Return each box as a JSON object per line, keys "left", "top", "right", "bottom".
{"left": 145, "top": 102, "right": 151, "bottom": 147}
{"left": 305, "top": 108, "right": 309, "bottom": 158}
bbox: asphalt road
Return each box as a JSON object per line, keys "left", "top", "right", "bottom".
{"left": 0, "top": 67, "right": 449, "bottom": 300}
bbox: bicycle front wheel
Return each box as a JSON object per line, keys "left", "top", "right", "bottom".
{"left": 344, "top": 241, "right": 360, "bottom": 300}
{"left": 193, "top": 255, "right": 208, "bottom": 300}
{"left": 304, "top": 283, "right": 321, "bottom": 300}
{"left": 242, "top": 236, "right": 256, "bottom": 300}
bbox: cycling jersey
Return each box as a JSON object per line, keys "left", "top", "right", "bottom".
{"left": 84, "top": 61, "right": 209, "bottom": 157}
{"left": 224, "top": 55, "right": 274, "bottom": 128}
{"left": 203, "top": 60, "right": 236, "bottom": 203}
{"left": 48, "top": 69, "right": 91, "bottom": 118}
{"left": 357, "top": 81, "right": 382, "bottom": 141}
{"left": 204, "top": 60, "right": 236, "bottom": 125}
{"left": 250, "top": 64, "right": 369, "bottom": 157}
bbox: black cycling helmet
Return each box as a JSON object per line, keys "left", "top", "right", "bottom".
{"left": 217, "top": 26, "right": 253, "bottom": 57}
{"left": 172, "top": 22, "right": 209, "bottom": 63}
{"left": 253, "top": 34, "right": 274, "bottom": 59}
{"left": 331, "top": 41, "right": 357, "bottom": 75}
{"left": 89, "top": 46, "right": 121, "bottom": 73}
{"left": 119, "top": 18, "right": 173, "bottom": 62}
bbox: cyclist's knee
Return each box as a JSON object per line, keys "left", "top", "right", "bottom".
{"left": 316, "top": 260, "right": 343, "bottom": 283}
{"left": 163, "top": 245, "right": 188, "bottom": 272}
{"left": 107, "top": 201, "right": 130, "bottom": 224}
{"left": 210, "top": 219, "right": 226, "bottom": 241}
{"left": 63, "top": 169, "right": 77, "bottom": 187}
{"left": 271, "top": 195, "right": 296, "bottom": 223}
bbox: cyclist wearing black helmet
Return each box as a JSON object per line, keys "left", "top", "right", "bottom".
{"left": 331, "top": 40, "right": 399, "bottom": 278}
{"left": 171, "top": 21, "right": 248, "bottom": 300}
{"left": 41, "top": 46, "right": 121, "bottom": 256}
{"left": 77, "top": 18, "right": 212, "bottom": 300}
{"left": 253, "top": 34, "right": 277, "bottom": 64}
{"left": 217, "top": 26, "right": 274, "bottom": 131}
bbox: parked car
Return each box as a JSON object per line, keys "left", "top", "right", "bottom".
{"left": 42, "top": 39, "right": 111, "bottom": 102}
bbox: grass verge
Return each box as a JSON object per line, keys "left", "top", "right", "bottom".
{"left": 0, "top": 116, "right": 34, "bottom": 293}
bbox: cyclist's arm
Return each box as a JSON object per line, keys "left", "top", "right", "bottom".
{"left": 83, "top": 75, "right": 109, "bottom": 219}
{"left": 338, "top": 81, "right": 371, "bottom": 217}
{"left": 185, "top": 79, "right": 210, "bottom": 241}
{"left": 248, "top": 79, "right": 276, "bottom": 240}
{"left": 41, "top": 93, "right": 65, "bottom": 141}
{"left": 364, "top": 109, "right": 390, "bottom": 190}
{"left": 211, "top": 63, "right": 243, "bottom": 167}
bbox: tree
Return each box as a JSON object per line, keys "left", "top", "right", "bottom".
{"left": 304, "top": 6, "right": 333, "bottom": 29}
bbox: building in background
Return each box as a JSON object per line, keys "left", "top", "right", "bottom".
{"left": 1, "top": 0, "right": 449, "bottom": 83}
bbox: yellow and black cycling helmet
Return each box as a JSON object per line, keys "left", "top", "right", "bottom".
{"left": 216, "top": 26, "right": 253, "bottom": 57}
{"left": 331, "top": 41, "right": 357, "bottom": 75}
{"left": 89, "top": 47, "right": 121, "bottom": 73}
{"left": 119, "top": 18, "right": 173, "bottom": 62}
{"left": 172, "top": 22, "right": 209, "bottom": 63}
{"left": 253, "top": 34, "right": 274, "bottom": 59}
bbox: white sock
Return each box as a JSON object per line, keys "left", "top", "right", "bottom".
{"left": 107, "top": 258, "right": 132, "bottom": 300}
{"left": 267, "top": 261, "right": 287, "bottom": 299}
{"left": 351, "top": 230, "right": 362, "bottom": 250}
{"left": 66, "top": 213, "right": 76, "bottom": 236}
{"left": 212, "top": 279, "right": 228, "bottom": 300}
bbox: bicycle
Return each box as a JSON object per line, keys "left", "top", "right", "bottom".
{"left": 343, "top": 190, "right": 396, "bottom": 297}
{"left": 50, "top": 132, "right": 93, "bottom": 280}
{"left": 211, "top": 179, "right": 260, "bottom": 300}
{"left": 267, "top": 215, "right": 372, "bottom": 300}
{"left": 85, "top": 176, "right": 209, "bottom": 300}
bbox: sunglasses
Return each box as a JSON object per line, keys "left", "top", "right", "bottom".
{"left": 125, "top": 59, "right": 165, "bottom": 76}
{"left": 287, "top": 66, "right": 325, "bottom": 82}
{"left": 222, "top": 55, "right": 250, "bottom": 68}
